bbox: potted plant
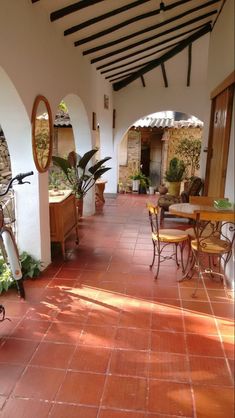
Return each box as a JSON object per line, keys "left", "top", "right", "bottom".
{"left": 175, "top": 138, "right": 201, "bottom": 191}
{"left": 52, "top": 149, "right": 111, "bottom": 216}
{"left": 129, "top": 171, "right": 150, "bottom": 193}
{"left": 164, "top": 157, "right": 186, "bottom": 196}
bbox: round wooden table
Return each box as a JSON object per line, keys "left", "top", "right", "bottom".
{"left": 168, "top": 203, "right": 231, "bottom": 219}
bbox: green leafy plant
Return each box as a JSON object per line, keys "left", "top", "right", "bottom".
{"left": 0, "top": 258, "right": 14, "bottom": 293}
{"left": 164, "top": 157, "right": 186, "bottom": 182}
{"left": 52, "top": 149, "right": 112, "bottom": 199}
{"left": 175, "top": 138, "right": 201, "bottom": 179}
{"left": 20, "top": 251, "right": 42, "bottom": 279}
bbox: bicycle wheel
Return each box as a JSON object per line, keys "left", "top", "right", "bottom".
{"left": 1, "top": 226, "right": 25, "bottom": 298}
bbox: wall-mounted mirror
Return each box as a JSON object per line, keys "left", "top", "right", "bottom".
{"left": 31, "top": 95, "right": 53, "bottom": 172}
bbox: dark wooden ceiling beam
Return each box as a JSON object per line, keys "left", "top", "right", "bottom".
{"left": 113, "top": 24, "right": 211, "bottom": 91}
{"left": 73, "top": 0, "right": 193, "bottom": 42}
{"left": 90, "top": 11, "right": 216, "bottom": 63}
{"left": 50, "top": 0, "right": 105, "bottom": 22}
{"left": 31, "top": 0, "right": 40, "bottom": 2}
{"left": 109, "top": 72, "right": 136, "bottom": 83}
{"left": 105, "top": 63, "right": 146, "bottom": 79}
{"left": 97, "top": 23, "right": 206, "bottom": 71}
{"left": 140, "top": 76, "right": 146, "bottom": 87}
{"left": 187, "top": 43, "right": 192, "bottom": 86}
{"left": 81, "top": 0, "right": 219, "bottom": 50}
{"left": 161, "top": 63, "right": 168, "bottom": 87}
{"left": 64, "top": 0, "right": 150, "bottom": 36}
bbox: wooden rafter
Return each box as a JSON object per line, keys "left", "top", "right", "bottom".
{"left": 98, "top": 23, "right": 206, "bottom": 72}
{"left": 74, "top": 0, "right": 193, "bottom": 43}
{"left": 161, "top": 63, "right": 168, "bottom": 87}
{"left": 31, "top": 0, "right": 40, "bottom": 2}
{"left": 50, "top": 0, "right": 105, "bottom": 22}
{"left": 90, "top": 11, "right": 215, "bottom": 63}
{"left": 105, "top": 63, "right": 146, "bottom": 80}
{"left": 187, "top": 43, "right": 192, "bottom": 86}
{"left": 113, "top": 24, "right": 211, "bottom": 91}
{"left": 64, "top": 0, "right": 150, "bottom": 36}
{"left": 140, "top": 76, "right": 146, "bottom": 87}
{"left": 81, "top": 0, "right": 219, "bottom": 51}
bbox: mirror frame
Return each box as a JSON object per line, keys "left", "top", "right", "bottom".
{"left": 31, "top": 95, "right": 53, "bottom": 173}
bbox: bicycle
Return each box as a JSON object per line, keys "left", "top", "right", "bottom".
{"left": 0, "top": 172, "right": 34, "bottom": 319}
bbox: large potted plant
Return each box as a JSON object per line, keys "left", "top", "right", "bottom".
{"left": 164, "top": 157, "right": 186, "bottom": 196}
{"left": 52, "top": 149, "right": 111, "bottom": 216}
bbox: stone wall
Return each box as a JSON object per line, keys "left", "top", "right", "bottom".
{"left": 119, "top": 129, "right": 141, "bottom": 192}
{"left": 0, "top": 131, "right": 11, "bottom": 186}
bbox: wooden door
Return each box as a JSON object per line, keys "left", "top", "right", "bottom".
{"left": 205, "top": 81, "right": 234, "bottom": 196}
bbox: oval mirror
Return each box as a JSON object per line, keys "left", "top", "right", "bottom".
{"left": 31, "top": 95, "right": 53, "bottom": 172}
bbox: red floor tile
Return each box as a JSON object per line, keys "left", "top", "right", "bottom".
{"left": 44, "top": 322, "right": 83, "bottom": 344}
{"left": 102, "top": 375, "right": 147, "bottom": 411}
{"left": 13, "top": 365, "right": 65, "bottom": 400}
{"left": 109, "top": 349, "right": 149, "bottom": 377}
{"left": 193, "top": 385, "right": 235, "bottom": 418}
{"left": 30, "top": 341, "right": 75, "bottom": 368}
{"left": 0, "top": 195, "right": 234, "bottom": 418}
{"left": 99, "top": 409, "right": 145, "bottom": 418}
{"left": 184, "top": 315, "right": 218, "bottom": 335}
{"left": 149, "top": 352, "right": 190, "bottom": 382}
{"left": 56, "top": 371, "right": 105, "bottom": 405}
{"left": 10, "top": 319, "right": 50, "bottom": 341}
{"left": 69, "top": 345, "right": 111, "bottom": 373}
{"left": 151, "top": 330, "right": 187, "bottom": 354}
{"left": 189, "top": 355, "right": 233, "bottom": 386}
{"left": 148, "top": 380, "right": 193, "bottom": 416}
{"left": 115, "top": 328, "right": 150, "bottom": 350}
{"left": 49, "top": 404, "right": 98, "bottom": 418}
{"left": 80, "top": 324, "right": 117, "bottom": 347}
{"left": 0, "top": 363, "right": 24, "bottom": 395}
{"left": 0, "top": 398, "right": 51, "bottom": 418}
{"left": 0, "top": 338, "right": 39, "bottom": 364}
{"left": 151, "top": 312, "right": 184, "bottom": 332}
{"left": 186, "top": 334, "right": 224, "bottom": 357}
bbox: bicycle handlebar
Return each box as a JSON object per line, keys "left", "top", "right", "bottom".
{"left": 14, "top": 171, "right": 34, "bottom": 184}
{"left": 0, "top": 171, "right": 34, "bottom": 196}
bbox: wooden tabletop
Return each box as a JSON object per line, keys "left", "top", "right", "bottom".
{"left": 169, "top": 203, "right": 234, "bottom": 220}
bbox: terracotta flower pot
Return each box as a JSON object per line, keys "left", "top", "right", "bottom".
{"left": 167, "top": 182, "right": 181, "bottom": 196}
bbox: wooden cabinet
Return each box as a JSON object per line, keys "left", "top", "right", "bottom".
{"left": 49, "top": 190, "right": 78, "bottom": 259}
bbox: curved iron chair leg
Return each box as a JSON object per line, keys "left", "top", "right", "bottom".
{"left": 191, "top": 250, "right": 202, "bottom": 298}
{"left": 154, "top": 251, "right": 161, "bottom": 280}
{"left": 150, "top": 240, "right": 156, "bottom": 269}
{"left": 175, "top": 243, "right": 180, "bottom": 267}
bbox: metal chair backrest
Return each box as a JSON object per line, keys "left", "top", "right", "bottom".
{"left": 146, "top": 202, "right": 160, "bottom": 237}
{"left": 194, "top": 209, "right": 235, "bottom": 253}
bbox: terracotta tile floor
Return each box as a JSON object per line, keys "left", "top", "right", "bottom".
{"left": 0, "top": 194, "right": 234, "bottom": 418}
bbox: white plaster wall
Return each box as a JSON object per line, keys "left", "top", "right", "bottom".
{"left": 114, "top": 35, "right": 211, "bottom": 145}
{"left": 0, "top": 0, "right": 113, "bottom": 264}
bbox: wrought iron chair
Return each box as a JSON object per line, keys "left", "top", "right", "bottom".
{"left": 190, "top": 209, "right": 235, "bottom": 297}
{"left": 146, "top": 202, "right": 189, "bottom": 279}
{"left": 158, "top": 176, "right": 203, "bottom": 224}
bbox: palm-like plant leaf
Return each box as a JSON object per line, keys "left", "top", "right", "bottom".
{"left": 77, "top": 149, "right": 98, "bottom": 170}
{"left": 88, "top": 157, "right": 112, "bottom": 174}
{"left": 93, "top": 167, "right": 111, "bottom": 180}
{"left": 52, "top": 156, "right": 71, "bottom": 176}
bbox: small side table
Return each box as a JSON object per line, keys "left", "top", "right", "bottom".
{"left": 95, "top": 180, "right": 107, "bottom": 205}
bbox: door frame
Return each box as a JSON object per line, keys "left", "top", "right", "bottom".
{"left": 204, "top": 71, "right": 235, "bottom": 195}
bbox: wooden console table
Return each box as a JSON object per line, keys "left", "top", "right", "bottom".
{"left": 49, "top": 190, "right": 79, "bottom": 259}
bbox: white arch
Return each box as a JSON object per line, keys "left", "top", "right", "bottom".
{"left": 0, "top": 66, "right": 51, "bottom": 266}
{"left": 59, "top": 93, "right": 95, "bottom": 215}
